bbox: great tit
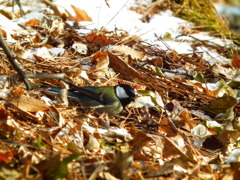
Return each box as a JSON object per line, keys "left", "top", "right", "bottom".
{"left": 42, "top": 84, "right": 135, "bottom": 116}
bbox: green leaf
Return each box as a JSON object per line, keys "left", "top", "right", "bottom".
{"left": 204, "top": 94, "right": 237, "bottom": 115}
{"left": 134, "top": 90, "right": 156, "bottom": 108}
{"left": 164, "top": 32, "right": 172, "bottom": 39}
{"left": 46, "top": 154, "right": 79, "bottom": 180}
{"left": 36, "top": 135, "right": 45, "bottom": 148}
{"left": 29, "top": 83, "right": 42, "bottom": 89}
{"left": 57, "top": 154, "right": 80, "bottom": 179}
{"left": 133, "top": 90, "right": 162, "bottom": 111}
{"left": 205, "top": 120, "right": 223, "bottom": 133}
{"left": 155, "top": 67, "right": 164, "bottom": 76}
{"left": 217, "top": 80, "right": 237, "bottom": 97}
{"left": 214, "top": 107, "right": 235, "bottom": 122}
{"left": 194, "top": 72, "right": 206, "bottom": 83}
{"left": 137, "top": 90, "right": 155, "bottom": 97}
{"left": 228, "top": 80, "right": 240, "bottom": 89}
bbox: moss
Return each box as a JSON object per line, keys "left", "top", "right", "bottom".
{"left": 172, "top": 0, "right": 229, "bottom": 32}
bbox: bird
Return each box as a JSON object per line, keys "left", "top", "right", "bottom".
{"left": 41, "top": 84, "right": 135, "bottom": 116}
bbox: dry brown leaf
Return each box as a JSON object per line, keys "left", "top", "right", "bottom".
{"left": 107, "top": 51, "right": 144, "bottom": 79}
{"left": 92, "top": 51, "right": 108, "bottom": 62}
{"left": 180, "top": 26, "right": 201, "bottom": 35}
{"left": 148, "top": 57, "right": 163, "bottom": 67}
{"left": 121, "top": 35, "right": 140, "bottom": 45}
{"left": 109, "top": 151, "right": 133, "bottom": 179}
{"left": 158, "top": 117, "right": 178, "bottom": 136}
{"left": 0, "top": 121, "right": 15, "bottom": 132}
{"left": 112, "top": 45, "right": 144, "bottom": 60}
{"left": 91, "top": 51, "right": 109, "bottom": 76}
{"left": 0, "top": 103, "right": 8, "bottom": 121}
{"left": 11, "top": 87, "right": 25, "bottom": 97}
{"left": 8, "top": 95, "right": 49, "bottom": 112}
{"left": 231, "top": 55, "right": 240, "bottom": 68}
{"left": 145, "top": 162, "right": 175, "bottom": 178}
{"left": 71, "top": 5, "right": 92, "bottom": 22}
{"left": 168, "top": 51, "right": 179, "bottom": 62}
{"left": 162, "top": 136, "right": 195, "bottom": 163}
{"left": 131, "top": 131, "right": 153, "bottom": 153}
{"left": 4, "top": 102, "right": 42, "bottom": 123}
{"left": 179, "top": 109, "right": 193, "bottom": 129}
{"left": 133, "top": 152, "right": 150, "bottom": 161}
{"left": 86, "top": 34, "right": 111, "bottom": 46}
{"left": 55, "top": 145, "right": 72, "bottom": 154}
{"left": 0, "top": 28, "right": 7, "bottom": 38}
{"left": 0, "top": 9, "right": 14, "bottom": 20}
{"left": 25, "top": 19, "right": 40, "bottom": 27}
{"left": 109, "top": 131, "right": 152, "bottom": 179}
{"left": 195, "top": 83, "right": 215, "bottom": 96}
{"left": 0, "top": 143, "right": 13, "bottom": 163}
{"left": 151, "top": 134, "right": 194, "bottom": 162}
{"left": 63, "top": 8, "right": 75, "bottom": 21}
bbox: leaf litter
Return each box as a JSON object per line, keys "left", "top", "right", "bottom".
{"left": 0, "top": 0, "right": 239, "bottom": 179}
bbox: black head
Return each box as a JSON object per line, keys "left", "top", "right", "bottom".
{"left": 114, "top": 84, "right": 135, "bottom": 107}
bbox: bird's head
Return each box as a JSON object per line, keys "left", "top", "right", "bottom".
{"left": 114, "top": 84, "right": 135, "bottom": 107}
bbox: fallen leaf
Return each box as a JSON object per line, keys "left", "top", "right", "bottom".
{"left": 0, "top": 151, "right": 13, "bottom": 163}
{"left": 37, "top": 153, "right": 79, "bottom": 180}
{"left": 71, "top": 5, "right": 92, "bottom": 22}
{"left": 0, "top": 103, "right": 8, "bottom": 120}
{"left": 232, "top": 55, "right": 240, "bottom": 68}
{"left": 109, "top": 150, "right": 133, "bottom": 179}
{"left": 25, "top": 19, "right": 40, "bottom": 27}
{"left": 130, "top": 131, "right": 153, "bottom": 153}
{"left": 158, "top": 117, "right": 178, "bottom": 136}
{"left": 86, "top": 34, "right": 111, "bottom": 46}
{"left": 9, "top": 95, "right": 49, "bottom": 112}
{"left": 194, "top": 72, "right": 207, "bottom": 83}
{"left": 191, "top": 124, "right": 211, "bottom": 148}
{"left": 112, "top": 45, "right": 144, "bottom": 60}
{"left": 109, "top": 131, "right": 152, "bottom": 179}
{"left": 228, "top": 80, "right": 240, "bottom": 89}
{"left": 72, "top": 42, "right": 88, "bottom": 54}
{"left": 92, "top": 51, "right": 109, "bottom": 63}
{"left": 0, "top": 28, "right": 7, "bottom": 38}
{"left": 0, "top": 143, "right": 13, "bottom": 163}
{"left": 204, "top": 95, "right": 237, "bottom": 115}
{"left": 0, "top": 9, "right": 14, "bottom": 20}
{"left": 162, "top": 136, "right": 195, "bottom": 163}
{"left": 145, "top": 162, "right": 174, "bottom": 178}
{"left": 4, "top": 102, "right": 42, "bottom": 123}
{"left": 195, "top": 83, "right": 214, "bottom": 96}
{"left": 179, "top": 109, "right": 193, "bottom": 129}
{"left": 107, "top": 51, "right": 144, "bottom": 79}
{"left": 91, "top": 51, "right": 109, "bottom": 76}
{"left": 11, "top": 87, "right": 25, "bottom": 96}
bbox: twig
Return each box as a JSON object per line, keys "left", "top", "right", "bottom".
{"left": 161, "top": 68, "right": 194, "bottom": 79}
{"left": 24, "top": 73, "right": 76, "bottom": 88}
{"left": 0, "top": 31, "right": 30, "bottom": 90}
{"left": 13, "top": 0, "right": 25, "bottom": 16}
{"left": 25, "top": 73, "right": 67, "bottom": 80}
{"left": 42, "top": 0, "right": 62, "bottom": 18}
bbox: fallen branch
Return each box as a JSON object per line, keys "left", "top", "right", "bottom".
{"left": 0, "top": 30, "right": 30, "bottom": 90}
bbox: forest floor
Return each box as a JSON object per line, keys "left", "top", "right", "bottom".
{"left": 0, "top": 0, "right": 240, "bottom": 179}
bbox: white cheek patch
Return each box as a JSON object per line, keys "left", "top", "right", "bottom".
{"left": 116, "top": 86, "right": 129, "bottom": 99}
